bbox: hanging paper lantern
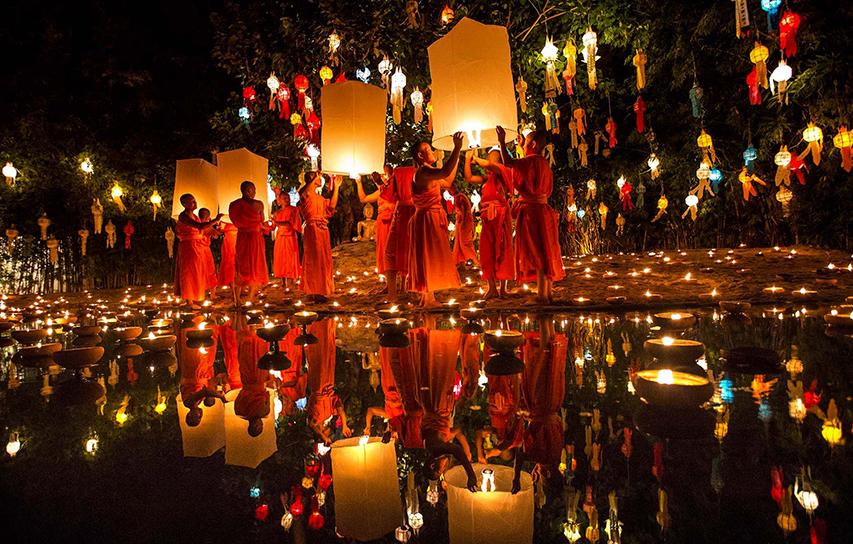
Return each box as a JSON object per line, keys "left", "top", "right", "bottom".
{"left": 37, "top": 214, "right": 51, "bottom": 240}
{"left": 410, "top": 87, "right": 424, "bottom": 123}
{"left": 633, "top": 49, "right": 647, "bottom": 90}
{"left": 515, "top": 75, "right": 528, "bottom": 113}
{"left": 833, "top": 126, "right": 852, "bottom": 172}
{"left": 733, "top": 0, "right": 751, "bottom": 37}
{"left": 291, "top": 113, "right": 306, "bottom": 139}
{"left": 689, "top": 82, "right": 704, "bottom": 119}
{"left": 306, "top": 144, "right": 320, "bottom": 171}
{"left": 294, "top": 74, "right": 310, "bottom": 111}
{"left": 749, "top": 43, "right": 770, "bottom": 89}
{"left": 683, "top": 194, "right": 699, "bottom": 222}
{"left": 633, "top": 96, "right": 646, "bottom": 134}
{"left": 328, "top": 31, "right": 341, "bottom": 64}
{"left": 697, "top": 129, "right": 716, "bottom": 163}
{"left": 769, "top": 59, "right": 792, "bottom": 104}
{"left": 2, "top": 162, "right": 17, "bottom": 187}
{"left": 788, "top": 152, "right": 807, "bottom": 185}
{"left": 277, "top": 84, "right": 291, "bottom": 119}
{"left": 150, "top": 191, "right": 162, "bottom": 219}
{"left": 306, "top": 111, "right": 321, "bottom": 143}
{"left": 648, "top": 154, "right": 660, "bottom": 179}
{"left": 123, "top": 221, "right": 135, "bottom": 249}
{"left": 709, "top": 167, "right": 723, "bottom": 183}
{"left": 80, "top": 157, "right": 94, "bottom": 175}
{"left": 743, "top": 145, "right": 758, "bottom": 171}
{"left": 390, "top": 68, "right": 406, "bottom": 125}
{"left": 111, "top": 182, "right": 126, "bottom": 213}
{"left": 746, "top": 68, "right": 762, "bottom": 105}
{"left": 801, "top": 122, "right": 823, "bottom": 166}
{"left": 541, "top": 37, "right": 560, "bottom": 98}
{"left": 238, "top": 107, "right": 251, "bottom": 123}
{"left": 696, "top": 162, "right": 711, "bottom": 180}
{"left": 378, "top": 56, "right": 393, "bottom": 88}
{"left": 440, "top": 4, "right": 454, "bottom": 25}
{"left": 356, "top": 66, "right": 371, "bottom": 83}
{"left": 774, "top": 146, "right": 792, "bottom": 186}
{"left": 776, "top": 186, "right": 793, "bottom": 217}
{"left": 319, "top": 66, "right": 333, "bottom": 86}
{"left": 563, "top": 40, "right": 577, "bottom": 95}
{"left": 267, "top": 73, "right": 280, "bottom": 110}
{"left": 581, "top": 27, "right": 598, "bottom": 90}
{"left": 761, "top": 0, "right": 782, "bottom": 31}
{"left": 779, "top": 11, "right": 801, "bottom": 58}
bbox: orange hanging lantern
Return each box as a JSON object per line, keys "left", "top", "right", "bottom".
{"left": 293, "top": 74, "right": 310, "bottom": 111}
{"left": 833, "top": 126, "right": 853, "bottom": 172}
{"left": 801, "top": 122, "right": 823, "bottom": 166}
{"left": 440, "top": 4, "right": 454, "bottom": 25}
{"left": 111, "top": 182, "right": 126, "bottom": 213}
{"left": 633, "top": 49, "right": 647, "bottom": 90}
{"left": 563, "top": 39, "right": 577, "bottom": 95}
{"left": 319, "top": 66, "right": 333, "bottom": 86}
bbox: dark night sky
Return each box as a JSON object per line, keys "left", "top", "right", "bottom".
{"left": 1, "top": 0, "right": 230, "bottom": 171}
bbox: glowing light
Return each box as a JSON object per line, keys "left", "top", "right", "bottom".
{"left": 656, "top": 369, "right": 675, "bottom": 385}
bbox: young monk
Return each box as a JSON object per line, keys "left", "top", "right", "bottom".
{"left": 299, "top": 172, "right": 340, "bottom": 302}
{"left": 272, "top": 190, "right": 302, "bottom": 290}
{"left": 197, "top": 208, "right": 221, "bottom": 298}
{"left": 305, "top": 318, "right": 351, "bottom": 443}
{"left": 179, "top": 319, "right": 224, "bottom": 427}
{"left": 450, "top": 187, "right": 479, "bottom": 268}
{"left": 512, "top": 316, "right": 567, "bottom": 494}
{"left": 217, "top": 221, "right": 238, "bottom": 290}
{"left": 355, "top": 166, "right": 395, "bottom": 285}
{"left": 496, "top": 126, "right": 565, "bottom": 303}
{"left": 408, "top": 133, "right": 464, "bottom": 308}
{"left": 383, "top": 163, "right": 417, "bottom": 302}
{"left": 235, "top": 313, "right": 271, "bottom": 437}
{"left": 464, "top": 149, "right": 515, "bottom": 298}
{"left": 175, "top": 193, "right": 222, "bottom": 308}
{"left": 228, "top": 181, "right": 269, "bottom": 305}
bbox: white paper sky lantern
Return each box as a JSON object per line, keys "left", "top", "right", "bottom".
{"left": 215, "top": 148, "right": 271, "bottom": 218}
{"left": 445, "top": 463, "right": 534, "bottom": 544}
{"left": 320, "top": 80, "right": 387, "bottom": 178}
{"left": 223, "top": 388, "right": 277, "bottom": 468}
{"left": 330, "top": 436, "right": 400, "bottom": 541}
{"left": 428, "top": 17, "right": 518, "bottom": 150}
{"left": 176, "top": 393, "right": 225, "bottom": 457}
{"left": 172, "top": 159, "right": 219, "bottom": 218}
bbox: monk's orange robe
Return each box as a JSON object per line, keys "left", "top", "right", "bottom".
{"left": 407, "top": 182, "right": 460, "bottom": 293}
{"left": 411, "top": 325, "right": 461, "bottom": 443}
{"left": 486, "top": 342, "right": 521, "bottom": 442}
{"left": 200, "top": 227, "right": 218, "bottom": 290}
{"left": 479, "top": 173, "right": 515, "bottom": 281}
{"left": 383, "top": 166, "right": 416, "bottom": 274}
{"left": 174, "top": 213, "right": 208, "bottom": 302}
{"left": 460, "top": 333, "right": 481, "bottom": 399}
{"left": 379, "top": 345, "right": 404, "bottom": 421}
{"left": 228, "top": 198, "right": 268, "bottom": 287}
{"left": 277, "top": 326, "right": 306, "bottom": 405}
{"left": 501, "top": 156, "right": 565, "bottom": 282}
{"left": 375, "top": 194, "right": 395, "bottom": 275}
{"left": 272, "top": 205, "right": 302, "bottom": 280}
{"left": 452, "top": 193, "right": 479, "bottom": 266}
{"left": 306, "top": 319, "right": 338, "bottom": 427}
{"left": 218, "top": 322, "right": 241, "bottom": 390}
{"left": 384, "top": 332, "right": 424, "bottom": 448}
{"left": 520, "top": 332, "right": 567, "bottom": 464}
{"left": 234, "top": 327, "right": 270, "bottom": 420}
{"left": 218, "top": 222, "right": 238, "bottom": 287}
{"left": 179, "top": 326, "right": 219, "bottom": 399}
{"left": 299, "top": 192, "right": 334, "bottom": 296}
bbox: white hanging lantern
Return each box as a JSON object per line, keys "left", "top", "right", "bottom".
{"left": 581, "top": 27, "right": 599, "bottom": 89}
{"left": 306, "top": 144, "right": 321, "bottom": 171}
{"left": 3, "top": 162, "right": 17, "bottom": 186}
{"left": 80, "top": 157, "right": 94, "bottom": 175}
{"left": 390, "top": 68, "right": 407, "bottom": 124}
{"left": 410, "top": 87, "right": 424, "bottom": 123}
{"left": 378, "top": 56, "right": 393, "bottom": 88}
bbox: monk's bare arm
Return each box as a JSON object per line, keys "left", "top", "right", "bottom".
{"left": 464, "top": 151, "right": 485, "bottom": 185}
{"left": 354, "top": 177, "right": 380, "bottom": 203}
{"left": 496, "top": 126, "right": 517, "bottom": 168}
{"left": 415, "top": 132, "right": 463, "bottom": 186}
{"left": 178, "top": 211, "right": 220, "bottom": 230}
{"left": 328, "top": 176, "right": 341, "bottom": 210}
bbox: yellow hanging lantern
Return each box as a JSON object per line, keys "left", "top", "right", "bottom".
{"left": 774, "top": 145, "right": 792, "bottom": 186}
{"left": 150, "top": 191, "right": 163, "bottom": 219}
{"left": 696, "top": 129, "right": 716, "bottom": 163}
{"left": 515, "top": 75, "right": 528, "bottom": 113}
{"left": 801, "top": 122, "right": 823, "bottom": 166}
{"left": 821, "top": 399, "right": 844, "bottom": 447}
{"left": 440, "top": 4, "right": 454, "bottom": 25}
{"left": 633, "top": 49, "right": 647, "bottom": 90}
{"left": 111, "top": 182, "right": 126, "bottom": 213}
{"left": 777, "top": 487, "right": 797, "bottom": 535}
{"left": 563, "top": 39, "right": 577, "bottom": 95}
{"left": 833, "top": 126, "right": 853, "bottom": 172}
{"left": 652, "top": 194, "right": 668, "bottom": 222}
{"left": 319, "top": 65, "right": 334, "bottom": 86}
{"left": 581, "top": 27, "right": 598, "bottom": 90}
{"left": 749, "top": 42, "right": 770, "bottom": 89}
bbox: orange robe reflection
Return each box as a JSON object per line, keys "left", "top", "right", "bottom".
{"left": 410, "top": 321, "right": 461, "bottom": 443}
{"left": 452, "top": 192, "right": 479, "bottom": 266}
{"left": 174, "top": 214, "right": 208, "bottom": 302}
{"left": 217, "top": 223, "right": 238, "bottom": 287}
{"left": 178, "top": 326, "right": 219, "bottom": 400}
{"left": 383, "top": 166, "right": 416, "bottom": 274}
{"left": 479, "top": 173, "right": 515, "bottom": 281}
{"left": 272, "top": 204, "right": 302, "bottom": 280}
{"left": 299, "top": 192, "right": 334, "bottom": 296}
{"left": 228, "top": 198, "right": 269, "bottom": 287}
{"left": 520, "top": 331, "right": 567, "bottom": 465}
{"left": 485, "top": 343, "right": 522, "bottom": 443}
{"left": 460, "top": 334, "right": 481, "bottom": 400}
{"left": 277, "top": 327, "right": 306, "bottom": 412}
{"left": 407, "top": 183, "right": 460, "bottom": 293}
{"left": 218, "top": 321, "right": 241, "bottom": 390}
{"left": 305, "top": 319, "right": 341, "bottom": 432}
{"left": 234, "top": 327, "right": 271, "bottom": 420}
{"left": 501, "top": 157, "right": 565, "bottom": 282}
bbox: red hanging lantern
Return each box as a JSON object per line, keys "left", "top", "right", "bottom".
{"left": 746, "top": 67, "right": 762, "bottom": 105}
{"left": 305, "top": 458, "right": 320, "bottom": 477}
{"left": 335, "top": 72, "right": 347, "bottom": 83}
{"left": 633, "top": 96, "right": 646, "bottom": 134}
{"left": 243, "top": 85, "right": 257, "bottom": 112}
{"left": 318, "top": 472, "right": 333, "bottom": 490}
{"left": 605, "top": 117, "right": 617, "bottom": 148}
{"left": 277, "top": 85, "right": 291, "bottom": 120}
{"left": 308, "top": 499, "right": 325, "bottom": 529}
{"left": 779, "top": 11, "right": 801, "bottom": 58}
{"left": 652, "top": 442, "right": 664, "bottom": 480}
{"left": 770, "top": 467, "right": 783, "bottom": 506}
{"left": 254, "top": 504, "right": 270, "bottom": 522}
{"left": 123, "top": 220, "right": 135, "bottom": 249}
{"left": 290, "top": 487, "right": 304, "bottom": 516}
{"left": 294, "top": 74, "right": 310, "bottom": 111}
{"left": 788, "top": 152, "right": 807, "bottom": 184}
{"left": 306, "top": 111, "right": 321, "bottom": 144}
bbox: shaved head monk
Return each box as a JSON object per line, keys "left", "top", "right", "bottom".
{"left": 175, "top": 193, "right": 222, "bottom": 308}
{"left": 407, "top": 133, "right": 464, "bottom": 308}
{"left": 228, "top": 181, "right": 270, "bottom": 305}
{"left": 496, "top": 126, "right": 565, "bottom": 303}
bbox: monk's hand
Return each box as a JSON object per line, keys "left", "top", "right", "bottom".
{"left": 214, "top": 213, "right": 224, "bottom": 222}
{"left": 495, "top": 125, "right": 506, "bottom": 143}
{"left": 466, "top": 475, "right": 479, "bottom": 493}
{"left": 452, "top": 131, "right": 464, "bottom": 150}
{"left": 511, "top": 477, "right": 521, "bottom": 495}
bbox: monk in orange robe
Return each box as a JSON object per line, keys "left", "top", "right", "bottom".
{"left": 217, "top": 222, "right": 238, "bottom": 288}
{"left": 305, "top": 318, "right": 351, "bottom": 442}
{"left": 512, "top": 317, "right": 567, "bottom": 494}
{"left": 276, "top": 326, "right": 306, "bottom": 417}
{"left": 228, "top": 181, "right": 269, "bottom": 305}
{"left": 383, "top": 164, "right": 417, "bottom": 302}
{"left": 299, "top": 172, "right": 339, "bottom": 301}
{"left": 197, "top": 208, "right": 221, "bottom": 294}
{"left": 497, "top": 127, "right": 565, "bottom": 303}
{"left": 451, "top": 188, "right": 479, "bottom": 268}
{"left": 409, "top": 315, "right": 477, "bottom": 490}
{"left": 464, "top": 149, "right": 515, "bottom": 298}
{"left": 272, "top": 190, "right": 302, "bottom": 290}
{"left": 179, "top": 322, "right": 224, "bottom": 426}
{"left": 174, "top": 194, "right": 222, "bottom": 307}
{"left": 408, "top": 134, "right": 464, "bottom": 308}
{"left": 355, "top": 167, "right": 395, "bottom": 286}
{"left": 235, "top": 315, "right": 271, "bottom": 437}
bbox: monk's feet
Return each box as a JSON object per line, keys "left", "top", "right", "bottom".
{"left": 310, "top": 294, "right": 328, "bottom": 303}
{"left": 484, "top": 289, "right": 499, "bottom": 300}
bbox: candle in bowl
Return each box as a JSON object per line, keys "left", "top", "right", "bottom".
{"left": 643, "top": 337, "right": 705, "bottom": 365}
{"left": 255, "top": 322, "right": 289, "bottom": 343}
{"left": 762, "top": 286, "right": 785, "bottom": 296}
{"left": 139, "top": 331, "right": 177, "bottom": 352}
{"left": 185, "top": 322, "right": 215, "bottom": 349}
{"left": 484, "top": 330, "right": 524, "bottom": 375}
{"left": 53, "top": 346, "right": 105, "bottom": 370}
{"left": 652, "top": 312, "right": 697, "bottom": 330}
{"left": 719, "top": 300, "right": 751, "bottom": 314}
{"left": 112, "top": 326, "right": 142, "bottom": 342}
{"left": 573, "top": 296, "right": 591, "bottom": 306}
{"left": 10, "top": 328, "right": 49, "bottom": 345}
{"left": 606, "top": 296, "right": 626, "bottom": 305}
{"left": 698, "top": 288, "right": 719, "bottom": 301}
{"left": 635, "top": 369, "right": 713, "bottom": 407}
{"left": 73, "top": 325, "right": 102, "bottom": 337}
{"left": 642, "top": 291, "right": 663, "bottom": 302}
{"left": 291, "top": 310, "right": 319, "bottom": 327}
{"left": 792, "top": 287, "right": 817, "bottom": 298}
{"left": 824, "top": 310, "right": 853, "bottom": 329}
{"left": 377, "top": 318, "right": 411, "bottom": 336}
{"left": 377, "top": 305, "right": 402, "bottom": 320}
{"left": 14, "top": 342, "right": 62, "bottom": 367}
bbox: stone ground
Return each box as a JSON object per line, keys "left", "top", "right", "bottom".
{"left": 6, "top": 241, "right": 852, "bottom": 317}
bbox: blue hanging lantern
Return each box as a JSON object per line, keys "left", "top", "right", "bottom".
{"left": 709, "top": 167, "right": 723, "bottom": 192}
{"left": 577, "top": 208, "right": 586, "bottom": 219}
{"left": 238, "top": 106, "right": 251, "bottom": 124}
{"left": 761, "top": 0, "right": 782, "bottom": 31}
{"left": 743, "top": 146, "right": 758, "bottom": 172}
{"left": 689, "top": 82, "right": 704, "bottom": 119}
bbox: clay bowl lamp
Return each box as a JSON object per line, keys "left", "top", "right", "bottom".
{"left": 377, "top": 318, "right": 410, "bottom": 337}
{"left": 635, "top": 369, "right": 713, "bottom": 407}
{"left": 377, "top": 306, "right": 403, "bottom": 320}
{"left": 0, "top": 320, "right": 14, "bottom": 333}
{"left": 255, "top": 323, "right": 289, "bottom": 344}
{"left": 719, "top": 300, "right": 751, "bottom": 314}
{"left": 139, "top": 332, "right": 177, "bottom": 352}
{"left": 652, "top": 312, "right": 697, "bottom": 331}
{"left": 185, "top": 323, "right": 215, "bottom": 349}
{"left": 292, "top": 311, "right": 319, "bottom": 327}
{"left": 112, "top": 326, "right": 142, "bottom": 342}
{"left": 484, "top": 330, "right": 525, "bottom": 375}
{"left": 116, "top": 343, "right": 144, "bottom": 358}
{"left": 643, "top": 337, "right": 705, "bottom": 366}
{"left": 74, "top": 324, "right": 103, "bottom": 337}
{"left": 53, "top": 346, "right": 105, "bottom": 370}
{"left": 13, "top": 342, "right": 62, "bottom": 367}
{"left": 11, "top": 328, "right": 49, "bottom": 345}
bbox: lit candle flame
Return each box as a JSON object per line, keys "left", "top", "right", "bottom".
{"left": 657, "top": 369, "right": 674, "bottom": 384}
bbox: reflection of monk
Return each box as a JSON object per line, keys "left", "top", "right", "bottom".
{"left": 218, "top": 318, "right": 241, "bottom": 391}
{"left": 228, "top": 181, "right": 269, "bottom": 304}
{"left": 276, "top": 326, "right": 306, "bottom": 416}
{"left": 306, "top": 319, "right": 350, "bottom": 442}
{"left": 235, "top": 316, "right": 271, "bottom": 437}
{"left": 179, "top": 323, "right": 224, "bottom": 427}
{"left": 363, "top": 344, "right": 406, "bottom": 441}
{"left": 512, "top": 317, "right": 567, "bottom": 493}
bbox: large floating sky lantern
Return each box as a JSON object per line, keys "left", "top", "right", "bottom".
{"left": 428, "top": 17, "right": 518, "bottom": 150}
{"left": 320, "top": 80, "right": 387, "bottom": 179}
{"left": 172, "top": 158, "right": 218, "bottom": 218}
{"left": 216, "top": 148, "right": 271, "bottom": 219}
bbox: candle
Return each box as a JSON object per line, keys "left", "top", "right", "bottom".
{"left": 762, "top": 286, "right": 784, "bottom": 295}
{"left": 635, "top": 369, "right": 713, "bottom": 407}
{"left": 652, "top": 311, "right": 696, "bottom": 330}
{"left": 643, "top": 338, "right": 705, "bottom": 364}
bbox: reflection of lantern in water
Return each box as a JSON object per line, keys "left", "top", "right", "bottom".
{"left": 445, "top": 463, "right": 533, "bottom": 544}
{"left": 176, "top": 393, "right": 225, "bottom": 457}
{"left": 223, "top": 388, "right": 277, "bottom": 468}
{"left": 330, "top": 436, "right": 400, "bottom": 541}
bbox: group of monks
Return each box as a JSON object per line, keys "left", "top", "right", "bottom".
{"left": 173, "top": 126, "right": 564, "bottom": 309}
